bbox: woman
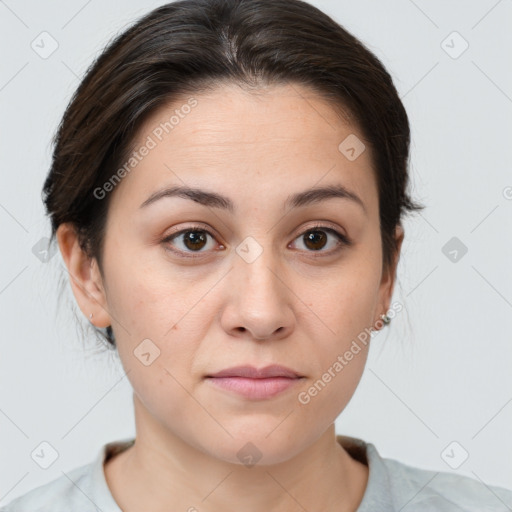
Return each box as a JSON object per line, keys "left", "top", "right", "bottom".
{"left": 3, "top": 0, "right": 511, "bottom": 510}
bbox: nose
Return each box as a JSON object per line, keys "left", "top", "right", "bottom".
{"left": 219, "top": 243, "right": 295, "bottom": 341}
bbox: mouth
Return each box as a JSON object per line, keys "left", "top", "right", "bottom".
{"left": 205, "top": 365, "right": 305, "bottom": 400}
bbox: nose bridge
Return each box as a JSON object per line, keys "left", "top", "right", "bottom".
{"left": 235, "top": 234, "right": 282, "bottom": 302}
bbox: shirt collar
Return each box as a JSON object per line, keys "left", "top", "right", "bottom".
{"left": 90, "top": 437, "right": 134, "bottom": 512}
{"left": 337, "top": 434, "right": 395, "bottom": 511}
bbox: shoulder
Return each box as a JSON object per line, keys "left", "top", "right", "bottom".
{"left": 337, "top": 435, "right": 512, "bottom": 511}
{"left": 0, "top": 462, "right": 98, "bottom": 512}
{"left": 378, "top": 448, "right": 512, "bottom": 511}
{"left": 0, "top": 438, "right": 134, "bottom": 512}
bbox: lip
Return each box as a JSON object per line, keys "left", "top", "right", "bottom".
{"left": 205, "top": 365, "right": 304, "bottom": 400}
{"left": 207, "top": 365, "right": 302, "bottom": 379}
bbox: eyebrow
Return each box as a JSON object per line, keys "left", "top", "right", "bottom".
{"left": 139, "top": 184, "right": 366, "bottom": 215}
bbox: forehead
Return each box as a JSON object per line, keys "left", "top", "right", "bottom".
{"left": 112, "top": 82, "right": 377, "bottom": 215}
{"left": 134, "top": 82, "right": 363, "bottom": 151}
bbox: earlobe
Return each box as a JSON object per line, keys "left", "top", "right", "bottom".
{"left": 56, "top": 223, "right": 111, "bottom": 328}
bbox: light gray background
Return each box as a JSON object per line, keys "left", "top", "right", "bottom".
{"left": 1, "top": 0, "right": 511, "bottom": 505}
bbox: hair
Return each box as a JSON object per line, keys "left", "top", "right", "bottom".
{"left": 43, "top": 0, "right": 425, "bottom": 348}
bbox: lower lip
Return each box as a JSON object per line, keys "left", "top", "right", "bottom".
{"left": 206, "top": 376, "right": 302, "bottom": 400}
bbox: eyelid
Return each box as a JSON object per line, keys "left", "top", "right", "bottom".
{"left": 165, "top": 222, "right": 216, "bottom": 238}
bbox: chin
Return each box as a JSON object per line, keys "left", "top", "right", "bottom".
{"left": 199, "top": 427, "right": 308, "bottom": 467}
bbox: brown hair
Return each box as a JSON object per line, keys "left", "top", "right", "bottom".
{"left": 43, "top": 0, "right": 424, "bottom": 348}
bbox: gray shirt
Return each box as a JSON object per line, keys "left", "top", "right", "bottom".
{"left": 2, "top": 435, "right": 512, "bottom": 511}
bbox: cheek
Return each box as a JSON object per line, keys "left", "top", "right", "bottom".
{"left": 294, "top": 255, "right": 380, "bottom": 404}
{"left": 101, "top": 240, "right": 191, "bottom": 338}
{"left": 111, "top": 296, "right": 205, "bottom": 429}
{"left": 300, "top": 259, "right": 381, "bottom": 347}
{"left": 294, "top": 290, "right": 374, "bottom": 435}
{"left": 102, "top": 244, "right": 214, "bottom": 380}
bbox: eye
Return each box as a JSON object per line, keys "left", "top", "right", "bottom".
{"left": 290, "top": 224, "right": 351, "bottom": 255}
{"left": 162, "top": 224, "right": 222, "bottom": 258}
{"left": 162, "top": 222, "right": 351, "bottom": 259}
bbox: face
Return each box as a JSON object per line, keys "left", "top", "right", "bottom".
{"left": 61, "top": 82, "right": 402, "bottom": 465}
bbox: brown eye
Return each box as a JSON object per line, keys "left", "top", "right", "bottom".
{"left": 181, "top": 230, "right": 208, "bottom": 251}
{"left": 303, "top": 230, "right": 328, "bottom": 251}
{"left": 162, "top": 226, "right": 218, "bottom": 257}
{"left": 291, "top": 225, "right": 351, "bottom": 255}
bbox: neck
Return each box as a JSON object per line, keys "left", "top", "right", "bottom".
{"left": 104, "top": 395, "right": 368, "bottom": 512}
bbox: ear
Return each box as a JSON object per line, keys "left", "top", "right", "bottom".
{"left": 375, "top": 224, "right": 404, "bottom": 324}
{"left": 56, "top": 223, "right": 111, "bottom": 328}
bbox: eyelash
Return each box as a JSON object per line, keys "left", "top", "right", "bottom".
{"left": 162, "top": 223, "right": 352, "bottom": 259}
